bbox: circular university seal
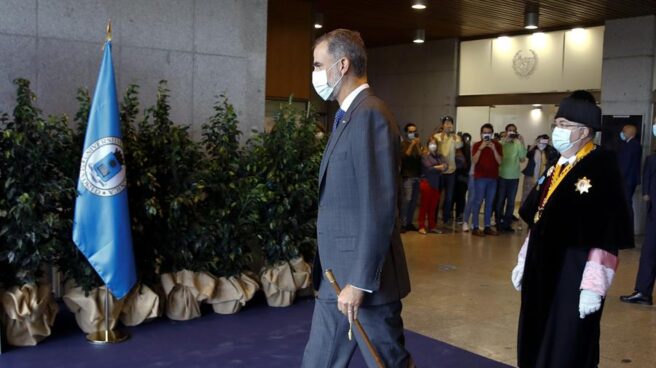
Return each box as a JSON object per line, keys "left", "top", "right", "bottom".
{"left": 512, "top": 49, "right": 538, "bottom": 78}
{"left": 79, "top": 137, "right": 127, "bottom": 197}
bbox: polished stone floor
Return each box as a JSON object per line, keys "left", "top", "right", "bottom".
{"left": 399, "top": 223, "right": 655, "bottom": 368}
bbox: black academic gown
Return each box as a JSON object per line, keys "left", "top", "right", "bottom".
{"left": 518, "top": 146, "right": 634, "bottom": 368}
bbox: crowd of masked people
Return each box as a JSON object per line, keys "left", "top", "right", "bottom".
{"left": 400, "top": 116, "right": 558, "bottom": 236}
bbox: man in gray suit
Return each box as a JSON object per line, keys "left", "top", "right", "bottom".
{"left": 302, "top": 29, "right": 413, "bottom": 368}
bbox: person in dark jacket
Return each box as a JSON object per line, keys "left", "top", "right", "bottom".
{"left": 520, "top": 134, "right": 558, "bottom": 205}
{"left": 617, "top": 124, "right": 642, "bottom": 226}
{"left": 417, "top": 137, "right": 448, "bottom": 234}
{"left": 454, "top": 132, "right": 472, "bottom": 224}
{"left": 620, "top": 121, "right": 656, "bottom": 305}
{"left": 400, "top": 123, "right": 422, "bottom": 232}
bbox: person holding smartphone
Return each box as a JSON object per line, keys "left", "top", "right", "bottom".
{"left": 496, "top": 123, "right": 527, "bottom": 232}
{"left": 470, "top": 123, "right": 503, "bottom": 236}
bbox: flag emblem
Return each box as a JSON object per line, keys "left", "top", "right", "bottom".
{"left": 80, "top": 136, "right": 127, "bottom": 197}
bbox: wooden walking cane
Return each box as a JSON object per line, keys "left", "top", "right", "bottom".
{"left": 324, "top": 269, "right": 385, "bottom": 368}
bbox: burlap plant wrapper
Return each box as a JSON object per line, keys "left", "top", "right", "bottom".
{"left": 0, "top": 284, "right": 58, "bottom": 346}
{"left": 206, "top": 273, "right": 260, "bottom": 314}
{"left": 260, "top": 262, "right": 299, "bottom": 307}
{"left": 62, "top": 286, "right": 124, "bottom": 334}
{"left": 119, "top": 283, "right": 161, "bottom": 326}
{"left": 160, "top": 270, "right": 215, "bottom": 321}
{"left": 289, "top": 257, "right": 313, "bottom": 297}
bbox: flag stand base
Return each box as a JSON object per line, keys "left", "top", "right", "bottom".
{"left": 86, "top": 329, "right": 130, "bottom": 344}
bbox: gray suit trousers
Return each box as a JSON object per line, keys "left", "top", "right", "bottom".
{"left": 302, "top": 298, "right": 411, "bottom": 368}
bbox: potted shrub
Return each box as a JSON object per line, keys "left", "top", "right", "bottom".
{"left": 137, "top": 81, "right": 214, "bottom": 321}
{"left": 115, "top": 84, "right": 161, "bottom": 326}
{"left": 0, "top": 79, "right": 74, "bottom": 346}
{"left": 248, "top": 100, "right": 324, "bottom": 307}
{"left": 199, "top": 96, "right": 264, "bottom": 314}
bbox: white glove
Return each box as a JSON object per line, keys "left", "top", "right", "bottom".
{"left": 579, "top": 289, "right": 602, "bottom": 319}
{"left": 511, "top": 264, "right": 524, "bottom": 291}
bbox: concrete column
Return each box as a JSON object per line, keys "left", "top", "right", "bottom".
{"left": 601, "top": 15, "right": 656, "bottom": 236}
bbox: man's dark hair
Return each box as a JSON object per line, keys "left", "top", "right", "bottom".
{"left": 314, "top": 29, "right": 367, "bottom": 77}
{"left": 441, "top": 115, "right": 454, "bottom": 124}
{"left": 505, "top": 123, "right": 517, "bottom": 131}
{"left": 404, "top": 123, "right": 417, "bottom": 132}
{"left": 480, "top": 123, "right": 494, "bottom": 133}
{"left": 537, "top": 134, "right": 549, "bottom": 140}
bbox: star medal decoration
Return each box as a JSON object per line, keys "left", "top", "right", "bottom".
{"left": 575, "top": 176, "right": 592, "bottom": 194}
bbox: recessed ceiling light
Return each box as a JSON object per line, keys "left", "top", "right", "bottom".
{"left": 412, "top": 0, "right": 427, "bottom": 10}
{"left": 314, "top": 13, "right": 323, "bottom": 29}
{"left": 413, "top": 29, "right": 425, "bottom": 44}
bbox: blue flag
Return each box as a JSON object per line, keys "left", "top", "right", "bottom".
{"left": 73, "top": 41, "right": 137, "bottom": 299}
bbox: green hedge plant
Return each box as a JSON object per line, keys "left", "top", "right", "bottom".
{"left": 248, "top": 99, "right": 323, "bottom": 266}
{"left": 0, "top": 78, "right": 76, "bottom": 288}
{"left": 200, "top": 96, "right": 266, "bottom": 278}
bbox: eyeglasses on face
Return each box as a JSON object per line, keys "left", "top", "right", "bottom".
{"left": 552, "top": 118, "right": 585, "bottom": 130}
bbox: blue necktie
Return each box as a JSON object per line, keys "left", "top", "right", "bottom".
{"left": 333, "top": 109, "right": 345, "bottom": 133}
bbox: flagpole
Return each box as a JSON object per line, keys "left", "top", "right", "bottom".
{"left": 84, "top": 20, "right": 131, "bottom": 344}
{"left": 86, "top": 286, "right": 129, "bottom": 344}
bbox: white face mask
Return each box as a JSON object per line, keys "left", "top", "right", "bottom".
{"left": 652, "top": 124, "right": 656, "bottom": 137}
{"left": 552, "top": 126, "right": 585, "bottom": 154}
{"left": 312, "top": 59, "right": 344, "bottom": 101}
{"left": 537, "top": 143, "right": 547, "bottom": 151}
{"left": 428, "top": 143, "right": 438, "bottom": 152}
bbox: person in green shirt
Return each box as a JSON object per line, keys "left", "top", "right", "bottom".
{"left": 496, "top": 123, "right": 527, "bottom": 232}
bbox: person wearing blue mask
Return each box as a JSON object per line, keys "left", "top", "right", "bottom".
{"left": 617, "top": 124, "right": 642, "bottom": 226}
{"left": 512, "top": 90, "right": 634, "bottom": 368}
{"left": 400, "top": 123, "right": 422, "bottom": 233}
{"left": 304, "top": 29, "right": 414, "bottom": 368}
{"left": 621, "top": 121, "right": 656, "bottom": 306}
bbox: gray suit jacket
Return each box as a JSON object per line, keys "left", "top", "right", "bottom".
{"left": 313, "top": 88, "right": 411, "bottom": 306}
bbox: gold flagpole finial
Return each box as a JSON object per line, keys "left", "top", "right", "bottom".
{"left": 106, "top": 19, "right": 112, "bottom": 41}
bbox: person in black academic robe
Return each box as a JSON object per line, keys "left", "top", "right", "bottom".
{"left": 512, "top": 91, "right": 634, "bottom": 368}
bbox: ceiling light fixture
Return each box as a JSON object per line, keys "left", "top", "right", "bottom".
{"left": 314, "top": 13, "right": 323, "bottom": 29}
{"left": 413, "top": 29, "right": 425, "bottom": 44}
{"left": 524, "top": 2, "right": 539, "bottom": 30}
{"left": 411, "top": 0, "right": 427, "bottom": 10}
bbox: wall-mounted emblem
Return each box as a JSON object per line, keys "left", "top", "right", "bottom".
{"left": 512, "top": 49, "right": 538, "bottom": 78}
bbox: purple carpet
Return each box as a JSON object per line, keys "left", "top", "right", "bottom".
{"left": 0, "top": 296, "right": 512, "bottom": 367}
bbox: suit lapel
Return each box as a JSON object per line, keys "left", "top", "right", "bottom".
{"left": 318, "top": 89, "right": 372, "bottom": 187}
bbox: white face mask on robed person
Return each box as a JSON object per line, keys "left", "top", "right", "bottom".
{"left": 428, "top": 143, "right": 438, "bottom": 152}
{"left": 552, "top": 126, "right": 585, "bottom": 154}
{"left": 312, "top": 59, "right": 344, "bottom": 101}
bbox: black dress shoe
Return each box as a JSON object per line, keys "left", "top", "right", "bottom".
{"left": 620, "top": 291, "right": 653, "bottom": 305}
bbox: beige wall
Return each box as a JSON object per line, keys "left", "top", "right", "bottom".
{"left": 460, "top": 27, "right": 604, "bottom": 95}
{"left": 456, "top": 105, "right": 557, "bottom": 144}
